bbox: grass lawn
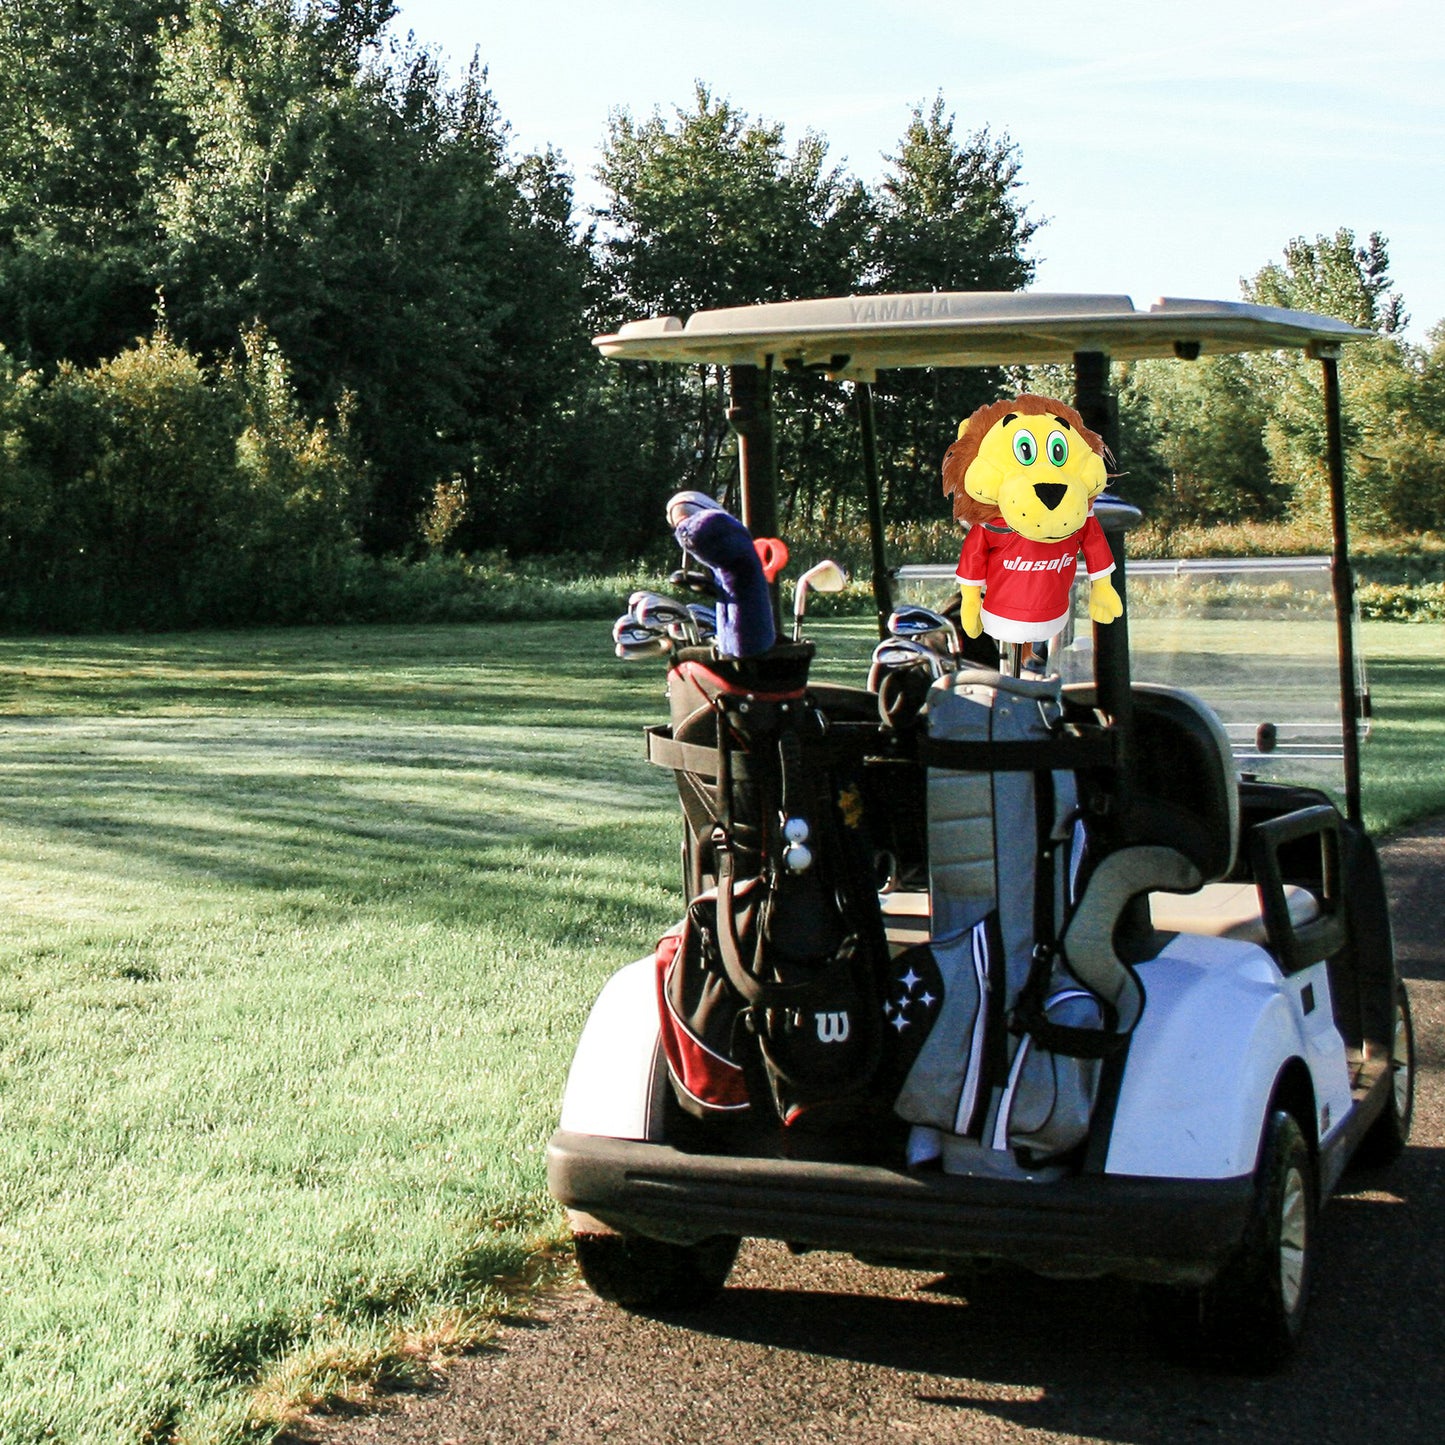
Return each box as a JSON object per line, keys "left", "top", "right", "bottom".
{"left": 0, "top": 624, "right": 684, "bottom": 1443}
{"left": 0, "top": 615, "right": 1440, "bottom": 1441}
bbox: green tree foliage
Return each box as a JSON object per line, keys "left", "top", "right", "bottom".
{"left": 151, "top": 2, "right": 587, "bottom": 551}
{"left": 1240, "top": 229, "right": 1444, "bottom": 531}
{"left": 0, "top": 330, "right": 362, "bottom": 629}
{"left": 592, "top": 85, "right": 874, "bottom": 530}
{"left": 1115, "top": 356, "right": 1281, "bottom": 523}
{"left": 592, "top": 89, "right": 1039, "bottom": 537}
{"left": 1247, "top": 229, "right": 1406, "bottom": 334}
{"left": 0, "top": 0, "right": 185, "bottom": 365}
{"left": 0, "top": 0, "right": 599, "bottom": 556}
{"left": 1120, "top": 229, "right": 1445, "bottom": 534}
{"left": 596, "top": 83, "right": 871, "bottom": 322}
{"left": 865, "top": 97, "right": 1039, "bottom": 520}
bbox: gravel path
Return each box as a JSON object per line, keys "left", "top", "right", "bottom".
{"left": 310, "top": 820, "right": 1445, "bottom": 1445}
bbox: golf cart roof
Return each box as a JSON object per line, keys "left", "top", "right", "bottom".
{"left": 595, "top": 293, "right": 1370, "bottom": 378}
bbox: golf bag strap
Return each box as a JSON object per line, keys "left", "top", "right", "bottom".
{"left": 1011, "top": 770, "right": 1125, "bottom": 1061}
{"left": 920, "top": 730, "right": 1116, "bottom": 773}
{"left": 710, "top": 849, "right": 848, "bottom": 1013}
{"left": 646, "top": 725, "right": 756, "bottom": 781}
{"left": 712, "top": 844, "right": 764, "bottom": 1005}
{"left": 709, "top": 714, "right": 769, "bottom": 1006}
{"left": 778, "top": 727, "right": 804, "bottom": 820}
{"left": 648, "top": 721, "right": 887, "bottom": 779}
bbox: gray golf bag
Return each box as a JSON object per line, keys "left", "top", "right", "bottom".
{"left": 896, "top": 670, "right": 1136, "bottom": 1170}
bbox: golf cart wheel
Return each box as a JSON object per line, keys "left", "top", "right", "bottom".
{"left": 1146, "top": 1110, "right": 1316, "bottom": 1372}
{"left": 1353, "top": 982, "right": 1415, "bottom": 1168}
{"left": 1205, "top": 1109, "right": 1317, "bottom": 1369}
{"left": 573, "top": 1229, "right": 740, "bottom": 1311}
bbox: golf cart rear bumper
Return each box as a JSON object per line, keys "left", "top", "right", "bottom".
{"left": 548, "top": 1131, "right": 1255, "bottom": 1285}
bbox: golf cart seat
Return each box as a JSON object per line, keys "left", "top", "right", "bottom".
{"left": 1149, "top": 880, "right": 1320, "bottom": 945}
{"left": 1101, "top": 682, "right": 1325, "bottom": 947}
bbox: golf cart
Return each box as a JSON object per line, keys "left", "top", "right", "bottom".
{"left": 546, "top": 293, "right": 1414, "bottom": 1369}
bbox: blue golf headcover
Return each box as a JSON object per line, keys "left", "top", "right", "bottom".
{"left": 674, "top": 506, "right": 776, "bottom": 658}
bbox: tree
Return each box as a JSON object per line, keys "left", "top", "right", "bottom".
{"left": 593, "top": 86, "right": 873, "bottom": 521}
{"left": 591, "top": 88, "right": 1042, "bottom": 538}
{"left": 0, "top": 0, "right": 186, "bottom": 366}
{"left": 1246, "top": 228, "right": 1406, "bottom": 334}
{"left": 153, "top": 7, "right": 606, "bottom": 554}
{"left": 1115, "top": 356, "right": 1282, "bottom": 525}
{"left": 595, "top": 83, "right": 870, "bottom": 323}
{"left": 151, "top": 4, "right": 520, "bottom": 549}
{"left": 865, "top": 96, "right": 1041, "bottom": 522}
{"left": 1242, "top": 229, "right": 1442, "bottom": 530}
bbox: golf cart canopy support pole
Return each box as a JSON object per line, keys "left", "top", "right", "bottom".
{"left": 727, "top": 363, "right": 777, "bottom": 539}
{"left": 1321, "top": 353, "right": 1363, "bottom": 828}
{"left": 726, "top": 362, "right": 782, "bottom": 626}
{"left": 855, "top": 381, "right": 892, "bottom": 637}
{"left": 1074, "top": 351, "right": 1133, "bottom": 745}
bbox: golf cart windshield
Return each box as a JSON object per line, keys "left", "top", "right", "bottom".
{"left": 895, "top": 555, "right": 1369, "bottom": 797}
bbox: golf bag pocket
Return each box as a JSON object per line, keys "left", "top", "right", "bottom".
{"left": 655, "top": 916, "right": 751, "bottom": 1119}
{"left": 655, "top": 873, "right": 883, "bottom": 1124}
{"left": 749, "top": 931, "right": 878, "bottom": 1123}
{"left": 996, "top": 986, "right": 1104, "bottom": 1163}
{"left": 892, "top": 922, "right": 996, "bottom": 1135}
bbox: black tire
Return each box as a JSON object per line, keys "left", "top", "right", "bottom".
{"left": 1145, "top": 1110, "right": 1316, "bottom": 1372}
{"left": 573, "top": 1230, "right": 740, "bottom": 1311}
{"left": 1353, "top": 982, "right": 1415, "bottom": 1168}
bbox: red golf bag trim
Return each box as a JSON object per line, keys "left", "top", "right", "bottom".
{"left": 654, "top": 928, "right": 750, "bottom": 1113}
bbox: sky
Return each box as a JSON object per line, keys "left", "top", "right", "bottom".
{"left": 389, "top": 0, "right": 1445, "bottom": 340}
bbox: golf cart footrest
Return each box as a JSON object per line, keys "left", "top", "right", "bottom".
{"left": 547, "top": 1131, "right": 1253, "bottom": 1285}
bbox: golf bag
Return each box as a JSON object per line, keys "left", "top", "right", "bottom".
{"left": 896, "top": 670, "right": 1134, "bottom": 1169}
{"left": 647, "top": 644, "right": 889, "bottom": 1130}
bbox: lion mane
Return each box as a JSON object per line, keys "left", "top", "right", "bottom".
{"left": 941, "top": 394, "right": 1107, "bottom": 527}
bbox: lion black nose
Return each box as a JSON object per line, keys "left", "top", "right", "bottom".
{"left": 1034, "top": 482, "right": 1067, "bottom": 511}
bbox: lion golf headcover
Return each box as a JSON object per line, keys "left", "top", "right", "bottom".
{"left": 941, "top": 396, "right": 1122, "bottom": 646}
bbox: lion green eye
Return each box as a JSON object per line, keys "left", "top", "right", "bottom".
{"left": 1046, "top": 430, "right": 1069, "bottom": 467}
{"left": 1012, "top": 431, "right": 1037, "bottom": 466}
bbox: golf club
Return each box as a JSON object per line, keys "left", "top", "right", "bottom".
{"left": 792, "top": 559, "right": 848, "bottom": 641}
{"left": 633, "top": 592, "right": 699, "bottom": 645}
{"left": 887, "top": 603, "right": 962, "bottom": 656}
{"left": 867, "top": 636, "right": 944, "bottom": 692}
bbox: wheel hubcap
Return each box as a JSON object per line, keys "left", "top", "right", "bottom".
{"left": 1392, "top": 1004, "right": 1412, "bottom": 1115}
{"left": 1279, "top": 1166, "right": 1308, "bottom": 1312}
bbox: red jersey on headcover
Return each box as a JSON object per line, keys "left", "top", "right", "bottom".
{"left": 955, "top": 513, "right": 1115, "bottom": 643}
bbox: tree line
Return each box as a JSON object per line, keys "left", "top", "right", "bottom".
{"left": 0, "top": 0, "right": 1441, "bottom": 629}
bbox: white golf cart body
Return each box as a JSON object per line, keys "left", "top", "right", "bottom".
{"left": 548, "top": 294, "right": 1410, "bottom": 1349}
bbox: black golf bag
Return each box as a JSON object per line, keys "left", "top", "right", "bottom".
{"left": 646, "top": 644, "right": 890, "bottom": 1133}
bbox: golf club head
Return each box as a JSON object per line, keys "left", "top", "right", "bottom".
{"left": 612, "top": 617, "right": 672, "bottom": 657}
{"left": 615, "top": 636, "right": 672, "bottom": 660}
{"left": 633, "top": 593, "right": 698, "bottom": 644}
{"left": 792, "top": 558, "right": 849, "bottom": 640}
{"left": 668, "top": 565, "right": 721, "bottom": 599}
{"left": 686, "top": 602, "right": 718, "bottom": 639}
{"left": 888, "top": 604, "right": 961, "bottom": 655}
{"left": 613, "top": 613, "right": 658, "bottom": 644}
{"left": 867, "top": 637, "right": 943, "bottom": 692}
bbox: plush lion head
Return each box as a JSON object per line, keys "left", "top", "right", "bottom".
{"left": 942, "top": 395, "right": 1110, "bottom": 542}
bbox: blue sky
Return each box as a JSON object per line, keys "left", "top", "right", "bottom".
{"left": 390, "top": 0, "right": 1445, "bottom": 339}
